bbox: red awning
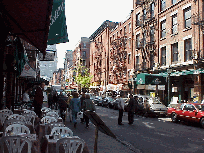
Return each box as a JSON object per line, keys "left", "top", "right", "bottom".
{"left": 1, "top": 0, "right": 53, "bottom": 54}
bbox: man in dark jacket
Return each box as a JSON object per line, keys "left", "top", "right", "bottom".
{"left": 33, "top": 82, "right": 45, "bottom": 118}
{"left": 127, "top": 94, "right": 136, "bottom": 125}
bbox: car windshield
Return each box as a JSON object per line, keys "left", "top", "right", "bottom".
{"left": 148, "top": 97, "right": 162, "bottom": 104}
{"left": 195, "top": 104, "right": 204, "bottom": 111}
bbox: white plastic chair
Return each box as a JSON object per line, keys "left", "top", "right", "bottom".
{"left": 46, "top": 111, "right": 59, "bottom": 119}
{"left": 5, "top": 124, "right": 30, "bottom": 136}
{"left": 49, "top": 122, "right": 65, "bottom": 130}
{"left": 22, "top": 113, "right": 35, "bottom": 128}
{"left": 56, "top": 137, "right": 85, "bottom": 153}
{"left": 0, "top": 109, "right": 13, "bottom": 115}
{"left": 41, "top": 116, "right": 57, "bottom": 124}
{"left": 0, "top": 136, "right": 32, "bottom": 153}
{"left": 41, "top": 107, "right": 51, "bottom": 113}
{"left": 23, "top": 110, "right": 37, "bottom": 116}
{"left": 4, "top": 118, "right": 26, "bottom": 131}
{"left": 7, "top": 114, "right": 27, "bottom": 123}
{"left": 0, "top": 113, "right": 10, "bottom": 126}
{"left": 51, "top": 127, "right": 73, "bottom": 136}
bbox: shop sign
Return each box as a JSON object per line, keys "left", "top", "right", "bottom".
{"left": 158, "top": 85, "right": 165, "bottom": 90}
{"left": 137, "top": 85, "right": 145, "bottom": 89}
{"left": 146, "top": 85, "right": 156, "bottom": 90}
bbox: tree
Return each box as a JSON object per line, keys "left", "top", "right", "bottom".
{"left": 74, "top": 61, "right": 93, "bottom": 90}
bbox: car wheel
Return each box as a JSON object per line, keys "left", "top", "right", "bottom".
{"left": 200, "top": 118, "right": 204, "bottom": 128}
{"left": 171, "top": 113, "right": 178, "bottom": 123}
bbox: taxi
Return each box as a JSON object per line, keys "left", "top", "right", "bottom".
{"left": 167, "top": 103, "right": 204, "bottom": 128}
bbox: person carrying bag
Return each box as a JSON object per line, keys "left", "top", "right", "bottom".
{"left": 82, "top": 94, "right": 96, "bottom": 128}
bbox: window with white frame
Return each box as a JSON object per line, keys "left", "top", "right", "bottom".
{"left": 184, "top": 7, "right": 191, "bottom": 28}
{"left": 172, "top": 14, "right": 178, "bottom": 34}
{"left": 161, "top": 0, "right": 166, "bottom": 11}
{"left": 136, "top": 13, "right": 140, "bottom": 26}
{"left": 161, "top": 19, "right": 166, "bottom": 38}
{"left": 172, "top": 0, "right": 177, "bottom": 5}
{"left": 129, "top": 22, "right": 131, "bottom": 32}
{"left": 184, "top": 38, "right": 192, "bottom": 61}
{"left": 172, "top": 43, "right": 178, "bottom": 63}
{"left": 150, "top": 3, "right": 155, "bottom": 18}
{"left": 143, "top": 9, "right": 146, "bottom": 21}
{"left": 129, "top": 38, "right": 131, "bottom": 48}
{"left": 161, "top": 46, "right": 166, "bottom": 66}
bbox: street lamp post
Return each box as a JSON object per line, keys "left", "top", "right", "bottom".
{"left": 167, "top": 67, "right": 172, "bottom": 106}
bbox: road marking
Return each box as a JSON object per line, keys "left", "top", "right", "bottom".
{"left": 142, "top": 122, "right": 155, "bottom": 128}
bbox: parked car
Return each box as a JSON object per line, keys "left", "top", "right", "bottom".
{"left": 102, "top": 97, "right": 114, "bottom": 107}
{"left": 93, "top": 96, "right": 102, "bottom": 106}
{"left": 167, "top": 103, "right": 204, "bottom": 128}
{"left": 125, "top": 95, "right": 167, "bottom": 117}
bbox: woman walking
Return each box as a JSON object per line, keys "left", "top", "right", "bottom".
{"left": 70, "top": 92, "right": 81, "bottom": 128}
{"left": 82, "top": 94, "right": 96, "bottom": 128}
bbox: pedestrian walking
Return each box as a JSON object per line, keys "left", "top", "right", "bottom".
{"left": 127, "top": 94, "right": 136, "bottom": 125}
{"left": 80, "top": 93, "right": 86, "bottom": 123}
{"left": 48, "top": 91, "right": 53, "bottom": 109}
{"left": 82, "top": 94, "right": 96, "bottom": 128}
{"left": 143, "top": 99, "right": 150, "bottom": 117}
{"left": 58, "top": 91, "right": 67, "bottom": 122}
{"left": 118, "top": 94, "right": 125, "bottom": 125}
{"left": 33, "top": 82, "right": 45, "bottom": 118}
{"left": 70, "top": 92, "right": 81, "bottom": 128}
{"left": 53, "top": 91, "right": 58, "bottom": 110}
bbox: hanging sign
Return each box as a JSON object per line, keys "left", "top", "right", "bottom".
{"left": 20, "top": 63, "right": 36, "bottom": 78}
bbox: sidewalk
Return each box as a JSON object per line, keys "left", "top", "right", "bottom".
{"left": 64, "top": 116, "right": 137, "bottom": 153}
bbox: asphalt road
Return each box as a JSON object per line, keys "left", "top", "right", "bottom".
{"left": 65, "top": 106, "right": 204, "bottom": 153}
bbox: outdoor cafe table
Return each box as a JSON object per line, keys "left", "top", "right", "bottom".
{"left": 41, "top": 135, "right": 89, "bottom": 153}
{"left": 0, "top": 133, "right": 40, "bottom": 153}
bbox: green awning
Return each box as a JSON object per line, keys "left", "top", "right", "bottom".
{"left": 136, "top": 73, "right": 166, "bottom": 85}
{"left": 47, "top": 0, "right": 69, "bottom": 45}
{"left": 158, "top": 69, "right": 204, "bottom": 77}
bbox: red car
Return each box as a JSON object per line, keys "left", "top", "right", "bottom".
{"left": 167, "top": 103, "right": 204, "bottom": 128}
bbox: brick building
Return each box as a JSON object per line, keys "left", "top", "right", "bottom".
{"left": 89, "top": 0, "right": 204, "bottom": 104}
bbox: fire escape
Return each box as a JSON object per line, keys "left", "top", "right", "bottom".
{"left": 94, "top": 41, "right": 103, "bottom": 84}
{"left": 110, "top": 36, "right": 127, "bottom": 84}
{"left": 135, "top": 0, "right": 157, "bottom": 72}
{"left": 192, "top": 14, "right": 204, "bottom": 68}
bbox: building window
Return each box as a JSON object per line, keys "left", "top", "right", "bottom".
{"left": 136, "top": 56, "right": 139, "bottom": 69}
{"left": 161, "top": 47, "right": 166, "bottom": 66}
{"left": 82, "top": 51, "right": 86, "bottom": 57}
{"left": 136, "top": 13, "right": 140, "bottom": 26}
{"left": 150, "top": 27, "right": 154, "bottom": 43}
{"left": 161, "top": 20, "right": 166, "bottom": 38}
{"left": 172, "top": 43, "right": 178, "bottom": 63}
{"left": 136, "top": 34, "right": 140, "bottom": 48}
{"left": 172, "top": 14, "right": 178, "bottom": 34}
{"left": 120, "top": 29, "right": 122, "bottom": 35}
{"left": 150, "top": 52, "right": 154, "bottom": 69}
{"left": 172, "top": 0, "right": 177, "bottom": 5}
{"left": 83, "top": 43, "right": 86, "bottom": 48}
{"left": 129, "top": 22, "right": 131, "bottom": 32}
{"left": 129, "top": 39, "right": 131, "bottom": 48}
{"left": 150, "top": 3, "right": 155, "bottom": 18}
{"left": 184, "top": 7, "right": 191, "bottom": 29}
{"left": 184, "top": 38, "right": 192, "bottom": 61}
{"left": 161, "top": 0, "right": 166, "bottom": 11}
{"left": 143, "top": 9, "right": 146, "bottom": 21}
{"left": 124, "top": 26, "right": 127, "bottom": 35}
{"left": 143, "top": 31, "right": 146, "bottom": 46}
{"left": 128, "top": 54, "right": 131, "bottom": 64}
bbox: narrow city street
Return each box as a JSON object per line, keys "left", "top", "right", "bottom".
{"left": 66, "top": 106, "right": 204, "bottom": 153}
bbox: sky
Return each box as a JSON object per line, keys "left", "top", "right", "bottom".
{"left": 56, "top": 0, "right": 133, "bottom": 69}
